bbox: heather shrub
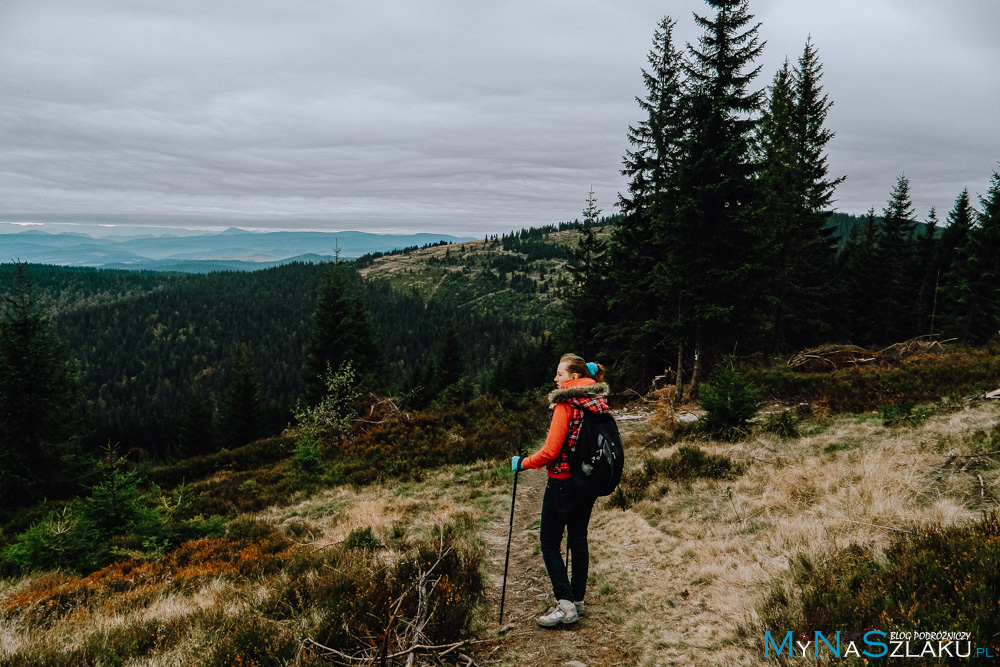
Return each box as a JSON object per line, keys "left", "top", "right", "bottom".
{"left": 336, "top": 396, "right": 546, "bottom": 485}
{"left": 878, "top": 400, "right": 931, "bottom": 427}
{"left": 190, "top": 463, "right": 319, "bottom": 515}
{"left": 343, "top": 525, "right": 380, "bottom": 550}
{"left": 760, "top": 410, "right": 798, "bottom": 438}
{"left": 606, "top": 464, "right": 658, "bottom": 510}
{"left": 760, "top": 512, "right": 1000, "bottom": 661}
{"left": 0, "top": 617, "right": 189, "bottom": 667}
{"left": 657, "top": 445, "right": 742, "bottom": 480}
{"left": 147, "top": 435, "right": 297, "bottom": 488}
{"left": 203, "top": 613, "right": 300, "bottom": 667}
{"left": 394, "top": 532, "right": 486, "bottom": 644}
{"left": 746, "top": 344, "right": 1000, "bottom": 414}
{"left": 622, "top": 424, "right": 674, "bottom": 450}
{"left": 288, "top": 526, "right": 486, "bottom": 660}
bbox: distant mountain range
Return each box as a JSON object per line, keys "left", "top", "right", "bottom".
{"left": 0, "top": 227, "right": 475, "bottom": 272}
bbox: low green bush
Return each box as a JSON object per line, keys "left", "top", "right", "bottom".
{"left": 760, "top": 410, "right": 799, "bottom": 438}
{"left": 760, "top": 512, "right": 1000, "bottom": 662}
{"left": 878, "top": 400, "right": 931, "bottom": 427}
{"left": 2, "top": 451, "right": 221, "bottom": 574}
{"left": 700, "top": 357, "right": 761, "bottom": 439}
{"left": 294, "top": 434, "right": 324, "bottom": 473}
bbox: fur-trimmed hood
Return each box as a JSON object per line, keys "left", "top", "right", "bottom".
{"left": 547, "top": 381, "right": 610, "bottom": 405}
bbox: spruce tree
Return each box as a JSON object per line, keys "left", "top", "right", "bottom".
{"left": 565, "top": 189, "right": 611, "bottom": 361}
{"left": 756, "top": 61, "right": 801, "bottom": 347}
{"left": 914, "top": 208, "right": 940, "bottom": 335}
{"left": 947, "top": 169, "right": 1000, "bottom": 342}
{"left": 601, "top": 16, "right": 687, "bottom": 388}
{"left": 0, "top": 265, "right": 75, "bottom": 504}
{"left": 756, "top": 39, "right": 843, "bottom": 349}
{"left": 937, "top": 189, "right": 975, "bottom": 334}
{"left": 668, "top": 0, "right": 765, "bottom": 386}
{"left": 872, "top": 175, "right": 919, "bottom": 343}
{"left": 838, "top": 208, "right": 881, "bottom": 341}
{"left": 792, "top": 38, "right": 844, "bottom": 215}
{"left": 939, "top": 189, "right": 975, "bottom": 279}
{"left": 177, "top": 376, "right": 216, "bottom": 458}
{"left": 301, "top": 261, "right": 386, "bottom": 405}
{"left": 218, "top": 344, "right": 262, "bottom": 449}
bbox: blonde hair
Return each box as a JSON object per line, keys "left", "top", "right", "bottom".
{"left": 559, "top": 353, "right": 604, "bottom": 382}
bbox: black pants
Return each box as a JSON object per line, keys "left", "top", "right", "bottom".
{"left": 539, "top": 477, "right": 596, "bottom": 602}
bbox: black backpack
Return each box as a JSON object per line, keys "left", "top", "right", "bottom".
{"left": 567, "top": 411, "right": 625, "bottom": 498}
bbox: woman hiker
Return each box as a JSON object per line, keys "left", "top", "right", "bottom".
{"left": 511, "top": 353, "right": 610, "bottom": 628}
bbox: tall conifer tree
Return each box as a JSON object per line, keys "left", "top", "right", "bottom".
{"left": 605, "top": 16, "right": 687, "bottom": 387}
{"left": 947, "top": 169, "right": 1000, "bottom": 342}
{"left": 837, "top": 208, "right": 880, "bottom": 341}
{"left": 0, "top": 265, "right": 75, "bottom": 504}
{"left": 757, "top": 38, "right": 842, "bottom": 350}
{"left": 301, "top": 261, "right": 385, "bottom": 405}
{"left": 872, "top": 175, "right": 918, "bottom": 343}
{"left": 667, "top": 0, "right": 765, "bottom": 387}
{"left": 218, "top": 344, "right": 262, "bottom": 449}
{"left": 565, "top": 189, "right": 610, "bottom": 361}
{"left": 914, "top": 208, "right": 940, "bottom": 335}
{"left": 936, "top": 189, "right": 975, "bottom": 331}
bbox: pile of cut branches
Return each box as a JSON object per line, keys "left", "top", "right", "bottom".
{"left": 788, "top": 337, "right": 954, "bottom": 373}
{"left": 877, "top": 335, "right": 954, "bottom": 362}
{"left": 787, "top": 344, "right": 877, "bottom": 373}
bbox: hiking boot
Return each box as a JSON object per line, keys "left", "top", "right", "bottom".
{"left": 537, "top": 599, "right": 579, "bottom": 627}
{"left": 575, "top": 601, "right": 585, "bottom": 617}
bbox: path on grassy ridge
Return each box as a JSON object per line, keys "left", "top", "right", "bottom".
{"left": 478, "top": 457, "right": 636, "bottom": 667}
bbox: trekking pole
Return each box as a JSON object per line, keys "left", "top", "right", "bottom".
{"left": 499, "top": 452, "right": 521, "bottom": 626}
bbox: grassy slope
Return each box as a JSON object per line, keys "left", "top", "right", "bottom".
{"left": 601, "top": 401, "right": 999, "bottom": 665}
{"left": 3, "top": 397, "right": 995, "bottom": 664}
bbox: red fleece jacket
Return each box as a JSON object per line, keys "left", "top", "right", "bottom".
{"left": 522, "top": 377, "right": 597, "bottom": 479}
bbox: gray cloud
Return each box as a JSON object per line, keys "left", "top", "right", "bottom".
{"left": 1, "top": 0, "right": 998, "bottom": 235}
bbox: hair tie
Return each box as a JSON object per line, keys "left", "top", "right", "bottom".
{"left": 586, "top": 362, "right": 599, "bottom": 376}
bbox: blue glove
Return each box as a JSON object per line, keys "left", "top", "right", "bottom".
{"left": 511, "top": 456, "right": 525, "bottom": 472}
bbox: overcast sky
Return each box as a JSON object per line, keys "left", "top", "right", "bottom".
{"left": 2, "top": 0, "right": 998, "bottom": 237}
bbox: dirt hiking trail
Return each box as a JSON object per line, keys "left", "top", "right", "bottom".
{"left": 478, "top": 463, "right": 639, "bottom": 667}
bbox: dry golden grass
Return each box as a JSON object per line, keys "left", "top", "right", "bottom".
{"left": 0, "top": 458, "right": 510, "bottom": 666}
{"left": 587, "top": 401, "right": 1000, "bottom": 666}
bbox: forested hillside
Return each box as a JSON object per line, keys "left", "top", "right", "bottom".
{"left": 0, "top": 227, "right": 580, "bottom": 462}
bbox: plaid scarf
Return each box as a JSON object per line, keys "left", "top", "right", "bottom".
{"left": 549, "top": 393, "right": 610, "bottom": 477}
